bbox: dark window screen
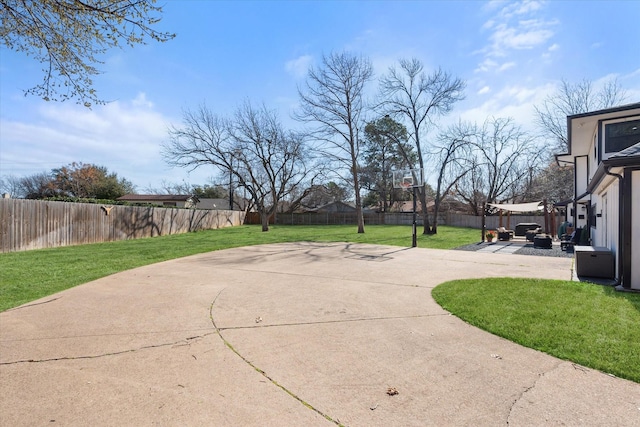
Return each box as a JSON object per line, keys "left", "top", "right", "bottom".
{"left": 605, "top": 119, "right": 640, "bottom": 153}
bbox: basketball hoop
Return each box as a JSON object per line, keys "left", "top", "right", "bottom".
{"left": 391, "top": 168, "right": 425, "bottom": 249}
{"left": 392, "top": 168, "right": 423, "bottom": 190}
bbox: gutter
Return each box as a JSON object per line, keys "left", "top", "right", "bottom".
{"left": 605, "top": 166, "right": 624, "bottom": 287}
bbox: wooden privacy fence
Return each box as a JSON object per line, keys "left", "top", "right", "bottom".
{"left": 263, "top": 212, "right": 447, "bottom": 226}
{"left": 0, "top": 199, "right": 245, "bottom": 253}
{"left": 263, "top": 211, "right": 556, "bottom": 231}
{"left": 446, "top": 212, "right": 560, "bottom": 231}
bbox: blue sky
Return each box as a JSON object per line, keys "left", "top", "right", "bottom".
{"left": 1, "top": 0, "right": 639, "bottom": 192}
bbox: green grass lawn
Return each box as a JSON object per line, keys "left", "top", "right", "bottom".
{"left": 0, "top": 224, "right": 477, "bottom": 312}
{"left": 432, "top": 278, "right": 640, "bottom": 383}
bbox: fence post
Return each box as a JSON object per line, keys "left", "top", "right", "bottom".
{"left": 481, "top": 202, "right": 486, "bottom": 242}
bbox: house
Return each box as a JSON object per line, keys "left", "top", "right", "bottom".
{"left": 196, "top": 198, "right": 250, "bottom": 210}
{"left": 311, "top": 201, "right": 357, "bottom": 213}
{"left": 556, "top": 102, "right": 640, "bottom": 290}
{"left": 117, "top": 194, "right": 199, "bottom": 208}
{"left": 117, "top": 194, "right": 250, "bottom": 211}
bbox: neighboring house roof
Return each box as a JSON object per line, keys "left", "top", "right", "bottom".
{"left": 311, "top": 201, "right": 356, "bottom": 212}
{"left": 117, "top": 194, "right": 196, "bottom": 202}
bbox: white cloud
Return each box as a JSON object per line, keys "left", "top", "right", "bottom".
{"left": 285, "top": 55, "right": 313, "bottom": 79}
{"left": 0, "top": 94, "right": 214, "bottom": 189}
{"left": 475, "top": 58, "right": 499, "bottom": 73}
{"left": 477, "top": 0, "right": 557, "bottom": 73}
{"left": 478, "top": 86, "right": 491, "bottom": 95}
{"left": 132, "top": 92, "right": 154, "bottom": 109}
{"left": 474, "top": 58, "right": 515, "bottom": 73}
{"left": 456, "top": 82, "right": 556, "bottom": 134}
{"left": 500, "top": 0, "right": 544, "bottom": 18}
{"left": 498, "top": 62, "right": 517, "bottom": 72}
{"left": 548, "top": 43, "right": 559, "bottom": 52}
{"left": 488, "top": 21, "right": 555, "bottom": 55}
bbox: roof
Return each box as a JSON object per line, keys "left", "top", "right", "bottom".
{"left": 311, "top": 201, "right": 356, "bottom": 212}
{"left": 557, "top": 102, "right": 640, "bottom": 161}
{"left": 608, "top": 141, "right": 640, "bottom": 160}
{"left": 117, "top": 194, "right": 195, "bottom": 202}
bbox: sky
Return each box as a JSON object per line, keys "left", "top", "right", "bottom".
{"left": 1, "top": 0, "right": 639, "bottom": 193}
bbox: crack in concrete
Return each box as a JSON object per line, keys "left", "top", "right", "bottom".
{"left": 506, "top": 360, "right": 564, "bottom": 425}
{"left": 209, "top": 288, "right": 344, "bottom": 427}
{"left": 0, "top": 327, "right": 215, "bottom": 343}
{"left": 217, "top": 312, "right": 450, "bottom": 331}
{"left": 0, "top": 332, "right": 217, "bottom": 366}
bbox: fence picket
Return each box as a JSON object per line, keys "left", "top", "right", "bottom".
{"left": 0, "top": 199, "right": 245, "bottom": 253}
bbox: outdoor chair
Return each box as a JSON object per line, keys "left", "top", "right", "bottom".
{"left": 525, "top": 228, "right": 541, "bottom": 242}
{"left": 560, "top": 227, "right": 581, "bottom": 251}
{"left": 497, "top": 226, "right": 514, "bottom": 241}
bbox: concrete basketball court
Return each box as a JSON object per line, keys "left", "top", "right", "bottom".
{"left": 1, "top": 242, "right": 639, "bottom": 426}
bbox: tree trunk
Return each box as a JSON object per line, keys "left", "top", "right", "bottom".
{"left": 418, "top": 187, "right": 432, "bottom": 234}
{"left": 260, "top": 211, "right": 270, "bottom": 232}
{"left": 431, "top": 198, "right": 440, "bottom": 234}
{"left": 353, "top": 164, "right": 365, "bottom": 234}
{"left": 355, "top": 194, "right": 365, "bottom": 233}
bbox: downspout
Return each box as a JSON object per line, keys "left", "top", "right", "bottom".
{"left": 605, "top": 166, "right": 624, "bottom": 286}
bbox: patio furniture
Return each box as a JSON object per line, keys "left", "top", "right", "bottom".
{"left": 497, "top": 226, "right": 514, "bottom": 241}
{"left": 533, "top": 234, "right": 552, "bottom": 249}
{"left": 525, "top": 228, "right": 541, "bottom": 241}
{"left": 515, "top": 223, "right": 541, "bottom": 236}
{"left": 574, "top": 246, "right": 614, "bottom": 279}
{"left": 497, "top": 231, "right": 513, "bottom": 241}
{"left": 560, "top": 227, "right": 580, "bottom": 251}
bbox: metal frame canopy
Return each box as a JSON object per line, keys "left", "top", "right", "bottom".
{"left": 487, "top": 201, "right": 542, "bottom": 212}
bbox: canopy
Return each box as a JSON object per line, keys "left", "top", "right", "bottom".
{"left": 487, "top": 201, "right": 542, "bottom": 212}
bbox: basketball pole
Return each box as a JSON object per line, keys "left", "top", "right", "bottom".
{"left": 412, "top": 186, "right": 417, "bottom": 248}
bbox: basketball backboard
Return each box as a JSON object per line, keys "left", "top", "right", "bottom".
{"left": 392, "top": 168, "right": 424, "bottom": 189}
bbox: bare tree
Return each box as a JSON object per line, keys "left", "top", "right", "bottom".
{"left": 16, "top": 172, "right": 56, "bottom": 199}
{"left": 163, "top": 102, "right": 309, "bottom": 231}
{"left": 454, "top": 156, "right": 486, "bottom": 216}
{"left": 0, "top": 175, "right": 23, "bottom": 197}
{"left": 295, "top": 51, "right": 373, "bottom": 233}
{"left": 378, "top": 58, "right": 465, "bottom": 234}
{"left": 429, "top": 120, "right": 475, "bottom": 232}
{"left": 535, "top": 77, "right": 627, "bottom": 153}
{"left": 284, "top": 181, "right": 349, "bottom": 213}
{"left": 521, "top": 161, "right": 574, "bottom": 204}
{"left": 454, "top": 117, "right": 541, "bottom": 212}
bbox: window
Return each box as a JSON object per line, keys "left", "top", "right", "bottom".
{"left": 604, "top": 118, "right": 640, "bottom": 153}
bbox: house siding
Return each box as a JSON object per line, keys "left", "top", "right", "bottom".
{"left": 562, "top": 103, "right": 640, "bottom": 288}
{"left": 632, "top": 170, "right": 640, "bottom": 290}
{"left": 593, "top": 179, "right": 620, "bottom": 268}
{"left": 575, "top": 156, "right": 589, "bottom": 202}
